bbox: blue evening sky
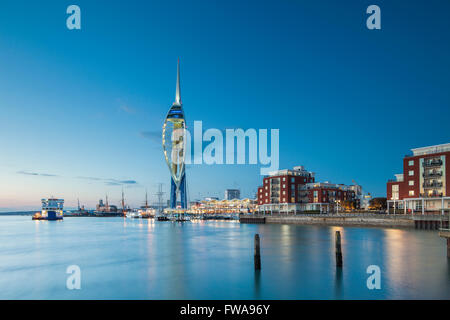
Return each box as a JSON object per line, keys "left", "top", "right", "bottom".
{"left": 0, "top": 0, "right": 449, "bottom": 210}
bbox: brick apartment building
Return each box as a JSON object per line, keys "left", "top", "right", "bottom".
{"left": 256, "top": 166, "right": 358, "bottom": 214}
{"left": 386, "top": 143, "right": 450, "bottom": 214}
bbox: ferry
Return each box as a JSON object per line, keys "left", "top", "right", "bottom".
{"left": 32, "top": 198, "right": 64, "bottom": 221}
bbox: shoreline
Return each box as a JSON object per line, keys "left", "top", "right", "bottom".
{"left": 241, "top": 213, "right": 449, "bottom": 230}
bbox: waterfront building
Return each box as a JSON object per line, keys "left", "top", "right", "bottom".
{"left": 225, "top": 189, "right": 240, "bottom": 200}
{"left": 189, "top": 198, "right": 257, "bottom": 215}
{"left": 386, "top": 143, "right": 450, "bottom": 214}
{"left": 162, "top": 59, "right": 187, "bottom": 209}
{"left": 256, "top": 166, "right": 357, "bottom": 214}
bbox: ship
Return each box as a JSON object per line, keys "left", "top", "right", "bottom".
{"left": 32, "top": 198, "right": 64, "bottom": 221}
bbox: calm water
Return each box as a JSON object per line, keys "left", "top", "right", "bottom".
{"left": 0, "top": 216, "right": 449, "bottom": 299}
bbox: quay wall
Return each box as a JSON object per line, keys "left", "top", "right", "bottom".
{"left": 243, "top": 214, "right": 419, "bottom": 228}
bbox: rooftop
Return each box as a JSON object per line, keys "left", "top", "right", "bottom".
{"left": 411, "top": 143, "right": 450, "bottom": 156}
{"left": 268, "top": 166, "right": 314, "bottom": 177}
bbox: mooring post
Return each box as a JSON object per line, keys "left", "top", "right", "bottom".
{"left": 447, "top": 238, "right": 450, "bottom": 259}
{"left": 335, "top": 231, "right": 343, "bottom": 267}
{"left": 254, "top": 233, "right": 261, "bottom": 270}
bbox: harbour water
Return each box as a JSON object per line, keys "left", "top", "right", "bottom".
{"left": 0, "top": 216, "right": 449, "bottom": 299}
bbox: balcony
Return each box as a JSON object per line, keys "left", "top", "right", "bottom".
{"left": 423, "top": 171, "right": 443, "bottom": 178}
{"left": 423, "top": 159, "right": 443, "bottom": 167}
{"left": 299, "top": 192, "right": 309, "bottom": 197}
{"left": 423, "top": 182, "right": 443, "bottom": 188}
{"left": 420, "top": 192, "right": 444, "bottom": 198}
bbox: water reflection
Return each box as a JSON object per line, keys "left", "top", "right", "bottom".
{"left": 0, "top": 216, "right": 448, "bottom": 299}
{"left": 254, "top": 270, "right": 261, "bottom": 299}
{"left": 334, "top": 268, "right": 343, "bottom": 299}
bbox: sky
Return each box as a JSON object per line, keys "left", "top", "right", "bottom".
{"left": 0, "top": 0, "right": 449, "bottom": 211}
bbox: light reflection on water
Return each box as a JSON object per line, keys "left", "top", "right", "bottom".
{"left": 0, "top": 216, "right": 449, "bottom": 300}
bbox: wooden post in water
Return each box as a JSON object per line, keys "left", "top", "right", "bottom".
{"left": 254, "top": 234, "right": 261, "bottom": 270}
{"left": 447, "top": 239, "right": 450, "bottom": 259}
{"left": 335, "top": 231, "right": 343, "bottom": 267}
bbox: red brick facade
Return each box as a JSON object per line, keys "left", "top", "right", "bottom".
{"left": 387, "top": 150, "right": 449, "bottom": 200}
{"left": 257, "top": 167, "right": 355, "bottom": 206}
{"left": 258, "top": 174, "right": 314, "bottom": 205}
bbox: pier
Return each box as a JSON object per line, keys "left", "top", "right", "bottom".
{"left": 439, "top": 229, "right": 450, "bottom": 258}
{"left": 240, "top": 213, "right": 450, "bottom": 229}
{"left": 240, "top": 216, "right": 266, "bottom": 224}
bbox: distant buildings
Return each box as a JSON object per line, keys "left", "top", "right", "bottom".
{"left": 256, "top": 166, "right": 361, "bottom": 214}
{"left": 96, "top": 198, "right": 118, "bottom": 213}
{"left": 225, "top": 189, "right": 240, "bottom": 200}
{"left": 189, "top": 198, "right": 257, "bottom": 215}
{"left": 387, "top": 143, "right": 450, "bottom": 214}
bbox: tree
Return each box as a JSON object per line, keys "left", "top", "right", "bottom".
{"left": 341, "top": 200, "right": 357, "bottom": 211}
{"left": 369, "top": 197, "right": 387, "bottom": 210}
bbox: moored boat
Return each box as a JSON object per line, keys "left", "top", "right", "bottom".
{"left": 32, "top": 198, "right": 64, "bottom": 221}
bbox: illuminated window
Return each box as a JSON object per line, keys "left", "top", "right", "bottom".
{"left": 392, "top": 184, "right": 399, "bottom": 200}
{"left": 408, "top": 160, "right": 414, "bottom": 166}
{"left": 409, "top": 190, "right": 415, "bottom": 196}
{"left": 409, "top": 180, "right": 414, "bottom": 186}
{"left": 409, "top": 170, "right": 414, "bottom": 176}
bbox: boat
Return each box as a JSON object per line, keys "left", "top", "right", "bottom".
{"left": 32, "top": 198, "right": 64, "bottom": 221}
{"left": 157, "top": 215, "right": 170, "bottom": 221}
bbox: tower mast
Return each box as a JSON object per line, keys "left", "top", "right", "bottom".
{"left": 121, "top": 188, "right": 125, "bottom": 211}
{"left": 145, "top": 189, "right": 149, "bottom": 208}
{"left": 175, "top": 58, "right": 181, "bottom": 105}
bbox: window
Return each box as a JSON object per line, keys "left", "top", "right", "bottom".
{"left": 392, "top": 184, "right": 399, "bottom": 200}
{"left": 265, "top": 186, "right": 268, "bottom": 190}
{"left": 259, "top": 194, "right": 262, "bottom": 198}
{"left": 291, "top": 178, "right": 295, "bottom": 183}
{"left": 283, "top": 191, "right": 286, "bottom": 195}
{"left": 283, "top": 177, "right": 286, "bottom": 181}
{"left": 409, "top": 170, "right": 414, "bottom": 176}
{"left": 408, "top": 160, "right": 414, "bottom": 166}
{"left": 265, "top": 193, "right": 268, "bottom": 197}
{"left": 409, "top": 190, "right": 415, "bottom": 196}
{"left": 409, "top": 180, "right": 414, "bottom": 186}
{"left": 283, "top": 184, "right": 286, "bottom": 188}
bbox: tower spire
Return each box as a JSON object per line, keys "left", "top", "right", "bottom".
{"left": 175, "top": 58, "right": 181, "bottom": 105}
